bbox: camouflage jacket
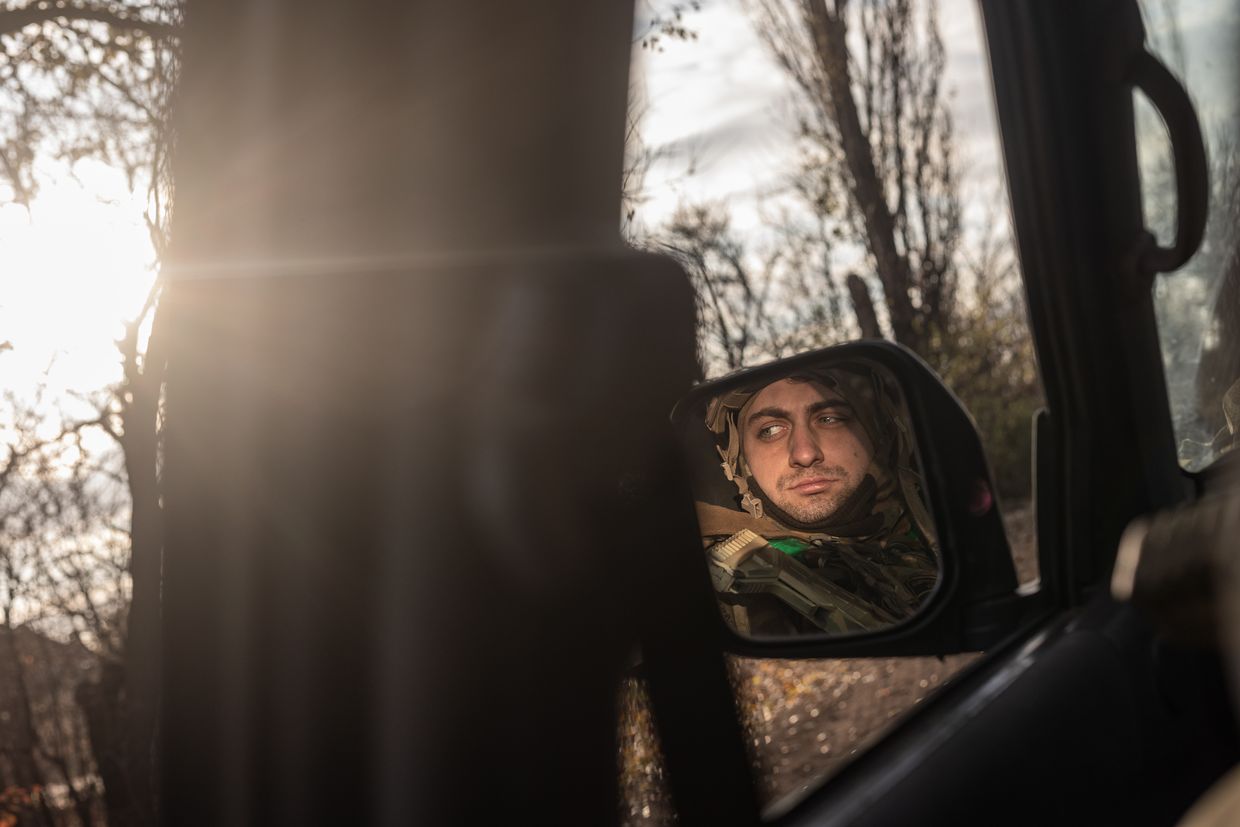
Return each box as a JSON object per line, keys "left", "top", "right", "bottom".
{"left": 697, "top": 501, "right": 938, "bottom": 636}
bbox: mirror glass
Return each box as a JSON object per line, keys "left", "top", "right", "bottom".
{"left": 676, "top": 354, "right": 941, "bottom": 639}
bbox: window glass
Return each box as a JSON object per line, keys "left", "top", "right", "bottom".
{"left": 627, "top": 0, "right": 1040, "bottom": 573}
{"left": 1136, "top": 0, "right": 1240, "bottom": 471}
{"left": 621, "top": 0, "right": 1040, "bottom": 818}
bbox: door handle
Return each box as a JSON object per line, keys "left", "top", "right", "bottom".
{"left": 1128, "top": 49, "right": 1209, "bottom": 276}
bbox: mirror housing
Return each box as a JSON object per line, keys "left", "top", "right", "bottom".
{"left": 673, "top": 341, "right": 1029, "bottom": 657}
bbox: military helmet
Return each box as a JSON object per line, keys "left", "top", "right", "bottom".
{"left": 704, "top": 361, "right": 936, "bottom": 544}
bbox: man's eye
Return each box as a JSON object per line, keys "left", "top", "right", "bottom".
{"left": 817, "top": 413, "right": 847, "bottom": 425}
{"left": 756, "top": 423, "right": 786, "bottom": 440}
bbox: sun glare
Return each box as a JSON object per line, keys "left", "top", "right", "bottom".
{"left": 0, "top": 160, "right": 156, "bottom": 402}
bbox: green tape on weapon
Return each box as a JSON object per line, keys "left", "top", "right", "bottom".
{"left": 768, "top": 537, "right": 810, "bottom": 556}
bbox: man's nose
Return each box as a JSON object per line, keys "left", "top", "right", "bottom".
{"left": 788, "top": 427, "right": 823, "bottom": 467}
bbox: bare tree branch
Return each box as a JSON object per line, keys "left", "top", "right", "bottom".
{"left": 0, "top": 2, "right": 178, "bottom": 40}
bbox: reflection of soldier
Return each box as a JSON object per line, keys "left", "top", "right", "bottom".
{"left": 699, "top": 364, "right": 939, "bottom": 636}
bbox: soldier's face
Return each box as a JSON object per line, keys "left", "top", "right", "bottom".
{"left": 742, "top": 378, "right": 874, "bottom": 524}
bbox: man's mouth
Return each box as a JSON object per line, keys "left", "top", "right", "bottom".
{"left": 786, "top": 476, "right": 841, "bottom": 494}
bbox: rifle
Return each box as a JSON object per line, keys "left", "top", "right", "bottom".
{"left": 708, "top": 529, "right": 898, "bottom": 634}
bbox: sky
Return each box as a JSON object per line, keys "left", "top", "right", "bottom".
{"left": 629, "top": 0, "right": 1003, "bottom": 240}
{"left": 0, "top": 159, "right": 155, "bottom": 414}
{"left": 628, "top": 0, "right": 1238, "bottom": 259}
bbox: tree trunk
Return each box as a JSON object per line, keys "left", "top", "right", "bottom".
{"left": 807, "top": 0, "right": 921, "bottom": 350}
{"left": 117, "top": 307, "right": 167, "bottom": 827}
{"left": 846, "top": 273, "right": 883, "bottom": 338}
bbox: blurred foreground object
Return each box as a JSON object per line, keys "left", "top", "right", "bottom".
{"left": 1113, "top": 379, "right": 1240, "bottom": 656}
{"left": 158, "top": 1, "right": 756, "bottom": 825}
{"left": 1113, "top": 383, "right": 1240, "bottom": 826}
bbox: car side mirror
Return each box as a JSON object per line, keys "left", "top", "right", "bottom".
{"left": 672, "top": 340, "right": 1028, "bottom": 657}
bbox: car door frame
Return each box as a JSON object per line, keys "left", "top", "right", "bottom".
{"left": 641, "top": 1, "right": 1238, "bottom": 823}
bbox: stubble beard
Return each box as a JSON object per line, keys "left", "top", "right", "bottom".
{"left": 772, "top": 465, "right": 859, "bottom": 524}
